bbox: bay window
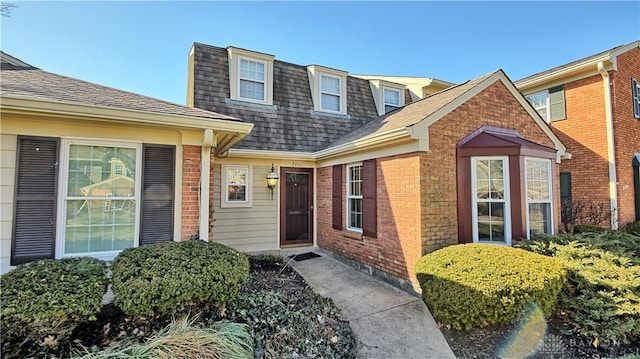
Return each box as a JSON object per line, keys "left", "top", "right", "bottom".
{"left": 525, "top": 158, "right": 553, "bottom": 238}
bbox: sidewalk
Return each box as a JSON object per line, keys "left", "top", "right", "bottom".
{"left": 289, "top": 251, "right": 456, "bottom": 359}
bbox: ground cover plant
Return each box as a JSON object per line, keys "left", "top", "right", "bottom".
{"left": 1, "top": 249, "right": 356, "bottom": 358}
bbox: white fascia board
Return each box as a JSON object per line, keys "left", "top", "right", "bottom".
{"left": 227, "top": 148, "right": 316, "bottom": 160}
{"left": 515, "top": 54, "right": 613, "bottom": 90}
{"left": 0, "top": 96, "right": 254, "bottom": 134}
{"left": 314, "top": 127, "right": 410, "bottom": 159}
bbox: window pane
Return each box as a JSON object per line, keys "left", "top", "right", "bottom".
{"left": 227, "top": 167, "right": 248, "bottom": 202}
{"left": 65, "top": 199, "right": 136, "bottom": 254}
{"left": 239, "top": 59, "right": 264, "bottom": 81}
{"left": 477, "top": 202, "right": 505, "bottom": 243}
{"left": 529, "top": 203, "right": 551, "bottom": 236}
{"left": 228, "top": 168, "right": 247, "bottom": 185}
{"left": 349, "top": 198, "right": 362, "bottom": 229}
{"left": 321, "top": 93, "right": 340, "bottom": 111}
{"left": 239, "top": 79, "right": 265, "bottom": 101}
{"left": 383, "top": 88, "right": 400, "bottom": 106}
{"left": 228, "top": 185, "right": 246, "bottom": 201}
{"left": 526, "top": 160, "right": 550, "bottom": 200}
{"left": 68, "top": 145, "right": 136, "bottom": 197}
{"left": 321, "top": 75, "right": 340, "bottom": 95}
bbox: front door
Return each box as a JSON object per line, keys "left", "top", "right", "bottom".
{"left": 280, "top": 168, "right": 313, "bottom": 246}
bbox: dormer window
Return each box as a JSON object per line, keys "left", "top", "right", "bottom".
{"left": 227, "top": 47, "right": 274, "bottom": 106}
{"left": 321, "top": 75, "right": 342, "bottom": 112}
{"left": 239, "top": 58, "right": 266, "bottom": 101}
{"left": 307, "top": 65, "right": 348, "bottom": 116}
{"left": 383, "top": 87, "right": 401, "bottom": 113}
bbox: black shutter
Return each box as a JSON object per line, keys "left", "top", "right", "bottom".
{"left": 12, "top": 137, "right": 59, "bottom": 265}
{"left": 362, "top": 159, "right": 377, "bottom": 238}
{"left": 332, "top": 165, "right": 343, "bottom": 230}
{"left": 139, "top": 144, "right": 175, "bottom": 246}
{"left": 560, "top": 172, "right": 572, "bottom": 203}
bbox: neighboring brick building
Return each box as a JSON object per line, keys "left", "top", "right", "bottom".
{"left": 516, "top": 41, "right": 640, "bottom": 228}
{"left": 188, "top": 43, "right": 569, "bottom": 290}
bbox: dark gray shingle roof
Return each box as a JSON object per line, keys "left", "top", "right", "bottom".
{"left": 0, "top": 51, "right": 241, "bottom": 122}
{"left": 327, "top": 72, "right": 496, "bottom": 148}
{"left": 191, "top": 43, "right": 380, "bottom": 152}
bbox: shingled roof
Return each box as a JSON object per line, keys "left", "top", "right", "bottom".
{"left": 0, "top": 51, "right": 241, "bottom": 122}
{"left": 190, "top": 43, "right": 380, "bottom": 152}
{"left": 326, "top": 72, "right": 496, "bottom": 148}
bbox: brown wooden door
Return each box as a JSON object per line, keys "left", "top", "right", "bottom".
{"left": 280, "top": 168, "right": 313, "bottom": 246}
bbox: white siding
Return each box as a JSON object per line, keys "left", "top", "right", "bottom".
{"left": 0, "top": 135, "right": 17, "bottom": 274}
{"left": 212, "top": 163, "right": 278, "bottom": 251}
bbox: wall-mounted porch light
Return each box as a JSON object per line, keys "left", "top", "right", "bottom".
{"left": 266, "top": 164, "right": 279, "bottom": 199}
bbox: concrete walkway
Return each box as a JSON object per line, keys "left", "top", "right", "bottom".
{"left": 289, "top": 251, "right": 456, "bottom": 359}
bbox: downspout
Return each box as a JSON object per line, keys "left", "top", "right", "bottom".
{"left": 199, "top": 129, "right": 214, "bottom": 240}
{"left": 597, "top": 61, "right": 618, "bottom": 229}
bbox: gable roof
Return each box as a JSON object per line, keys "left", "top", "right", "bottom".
{"left": 189, "top": 43, "right": 380, "bottom": 153}
{"left": 319, "top": 70, "right": 569, "bottom": 161}
{"left": 0, "top": 51, "right": 241, "bottom": 122}
{"left": 515, "top": 40, "right": 640, "bottom": 91}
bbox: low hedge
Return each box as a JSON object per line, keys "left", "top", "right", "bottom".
{"left": 414, "top": 244, "right": 566, "bottom": 330}
{"left": 0, "top": 257, "right": 108, "bottom": 343}
{"left": 517, "top": 233, "right": 640, "bottom": 343}
{"left": 111, "top": 240, "right": 249, "bottom": 318}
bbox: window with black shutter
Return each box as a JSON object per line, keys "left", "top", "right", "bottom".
{"left": 139, "top": 144, "right": 175, "bottom": 245}
{"left": 12, "top": 136, "right": 59, "bottom": 265}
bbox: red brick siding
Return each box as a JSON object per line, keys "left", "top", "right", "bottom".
{"left": 318, "top": 80, "right": 561, "bottom": 285}
{"left": 611, "top": 48, "right": 640, "bottom": 225}
{"left": 425, "top": 80, "right": 559, "bottom": 247}
{"left": 318, "top": 154, "right": 422, "bottom": 282}
{"left": 181, "top": 145, "right": 215, "bottom": 240}
{"left": 551, "top": 74, "right": 611, "bottom": 224}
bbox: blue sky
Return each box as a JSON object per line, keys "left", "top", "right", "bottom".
{"left": 2, "top": 1, "right": 639, "bottom": 105}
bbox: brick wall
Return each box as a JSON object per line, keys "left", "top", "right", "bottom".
{"left": 317, "top": 154, "right": 423, "bottom": 283}
{"left": 611, "top": 48, "right": 640, "bottom": 225}
{"left": 318, "top": 80, "right": 561, "bottom": 286}
{"left": 425, "top": 80, "right": 558, "bottom": 248}
{"left": 181, "top": 145, "right": 216, "bottom": 240}
{"left": 551, "top": 74, "right": 612, "bottom": 225}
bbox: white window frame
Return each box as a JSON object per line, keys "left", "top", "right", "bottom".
{"left": 56, "top": 139, "right": 142, "bottom": 261}
{"left": 525, "top": 158, "right": 554, "bottom": 239}
{"left": 633, "top": 78, "right": 640, "bottom": 119}
{"left": 227, "top": 47, "right": 274, "bottom": 106}
{"left": 383, "top": 87, "right": 402, "bottom": 113}
{"left": 221, "top": 164, "right": 252, "bottom": 208}
{"left": 471, "top": 156, "right": 511, "bottom": 245}
{"left": 346, "top": 163, "right": 363, "bottom": 232}
{"left": 238, "top": 56, "right": 267, "bottom": 103}
{"left": 320, "top": 74, "right": 342, "bottom": 113}
{"left": 307, "top": 65, "right": 348, "bottom": 115}
{"left": 526, "top": 90, "right": 550, "bottom": 122}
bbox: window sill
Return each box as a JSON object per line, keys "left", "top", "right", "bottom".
{"left": 310, "top": 110, "right": 351, "bottom": 120}
{"left": 342, "top": 230, "right": 363, "bottom": 241}
{"left": 225, "top": 98, "right": 277, "bottom": 110}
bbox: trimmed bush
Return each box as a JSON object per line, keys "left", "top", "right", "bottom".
{"left": 0, "top": 257, "right": 108, "bottom": 343}
{"left": 623, "top": 221, "right": 640, "bottom": 236}
{"left": 111, "top": 240, "right": 249, "bottom": 318}
{"left": 517, "top": 233, "right": 640, "bottom": 343}
{"left": 574, "top": 224, "right": 608, "bottom": 234}
{"left": 414, "top": 244, "right": 566, "bottom": 330}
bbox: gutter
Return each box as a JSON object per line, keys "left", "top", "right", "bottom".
{"left": 597, "top": 61, "right": 618, "bottom": 229}
{"left": 315, "top": 127, "right": 410, "bottom": 159}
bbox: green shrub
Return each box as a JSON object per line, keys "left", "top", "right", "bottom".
{"left": 574, "top": 224, "right": 608, "bottom": 234}
{"left": 623, "top": 221, "right": 640, "bottom": 236}
{"left": 111, "top": 240, "right": 249, "bottom": 318}
{"left": 414, "top": 244, "right": 566, "bottom": 330}
{"left": 0, "top": 257, "right": 108, "bottom": 343}
{"left": 517, "top": 234, "right": 640, "bottom": 343}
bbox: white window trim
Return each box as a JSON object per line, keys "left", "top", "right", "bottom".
{"left": 471, "top": 156, "right": 511, "bottom": 245}
{"left": 346, "top": 163, "right": 363, "bottom": 233}
{"left": 56, "top": 139, "right": 142, "bottom": 261}
{"left": 526, "top": 89, "right": 550, "bottom": 121}
{"left": 382, "top": 86, "right": 403, "bottom": 114}
{"left": 227, "top": 47, "right": 274, "bottom": 105}
{"left": 307, "top": 65, "right": 348, "bottom": 115}
{"left": 237, "top": 56, "right": 267, "bottom": 103}
{"left": 221, "top": 164, "right": 252, "bottom": 208}
{"left": 524, "top": 158, "right": 554, "bottom": 239}
{"left": 320, "top": 74, "right": 343, "bottom": 113}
